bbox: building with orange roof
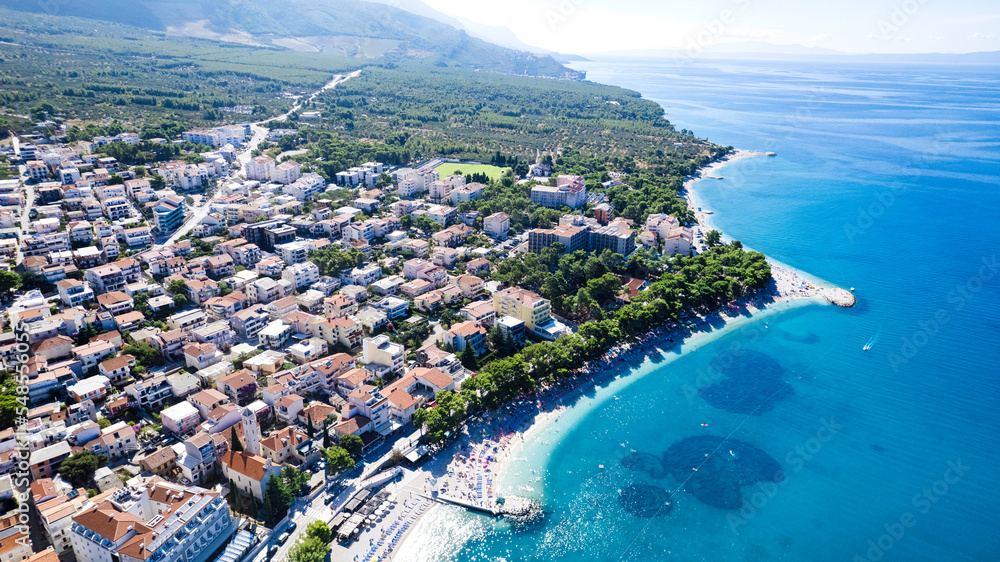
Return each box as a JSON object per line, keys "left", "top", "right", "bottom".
{"left": 443, "top": 321, "right": 488, "bottom": 355}
{"left": 298, "top": 402, "right": 339, "bottom": 431}
{"left": 260, "top": 426, "right": 318, "bottom": 466}
{"left": 221, "top": 450, "right": 282, "bottom": 500}
{"left": 37, "top": 487, "right": 92, "bottom": 553}
{"left": 69, "top": 481, "right": 235, "bottom": 562}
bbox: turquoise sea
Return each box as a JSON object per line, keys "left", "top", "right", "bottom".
{"left": 396, "top": 58, "right": 1000, "bottom": 561}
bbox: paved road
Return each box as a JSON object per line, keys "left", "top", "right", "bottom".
{"left": 15, "top": 170, "right": 31, "bottom": 266}
{"left": 154, "top": 70, "right": 360, "bottom": 249}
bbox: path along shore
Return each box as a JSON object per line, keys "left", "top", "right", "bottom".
{"left": 391, "top": 150, "right": 856, "bottom": 558}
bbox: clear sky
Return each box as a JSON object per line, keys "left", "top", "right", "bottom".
{"left": 419, "top": 0, "right": 1000, "bottom": 54}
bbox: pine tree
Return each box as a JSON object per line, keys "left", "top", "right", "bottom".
{"left": 230, "top": 427, "right": 244, "bottom": 452}
{"left": 228, "top": 478, "right": 239, "bottom": 511}
{"left": 460, "top": 344, "right": 478, "bottom": 370}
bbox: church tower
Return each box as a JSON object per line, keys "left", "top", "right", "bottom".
{"left": 241, "top": 407, "right": 261, "bottom": 455}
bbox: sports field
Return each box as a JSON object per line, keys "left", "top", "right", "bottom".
{"left": 432, "top": 162, "right": 509, "bottom": 181}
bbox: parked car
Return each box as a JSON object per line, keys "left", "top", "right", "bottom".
{"left": 287, "top": 522, "right": 297, "bottom": 533}
{"left": 324, "top": 494, "right": 336, "bottom": 505}
{"left": 277, "top": 532, "right": 290, "bottom": 544}
{"left": 267, "top": 545, "right": 279, "bottom": 557}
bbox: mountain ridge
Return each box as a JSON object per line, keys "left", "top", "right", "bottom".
{"left": 0, "top": 0, "right": 584, "bottom": 79}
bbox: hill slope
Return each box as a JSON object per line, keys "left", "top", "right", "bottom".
{"left": 0, "top": 0, "right": 582, "bottom": 78}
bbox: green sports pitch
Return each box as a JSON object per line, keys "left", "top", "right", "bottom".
{"left": 432, "top": 162, "right": 509, "bottom": 182}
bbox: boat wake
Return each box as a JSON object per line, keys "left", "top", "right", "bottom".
{"left": 863, "top": 331, "right": 881, "bottom": 352}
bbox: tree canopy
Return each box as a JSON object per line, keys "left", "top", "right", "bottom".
{"left": 339, "top": 434, "right": 363, "bottom": 457}
{"left": 59, "top": 451, "right": 107, "bottom": 487}
{"left": 325, "top": 446, "right": 355, "bottom": 474}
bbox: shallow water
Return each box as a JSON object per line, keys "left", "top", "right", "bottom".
{"left": 396, "top": 58, "right": 1000, "bottom": 561}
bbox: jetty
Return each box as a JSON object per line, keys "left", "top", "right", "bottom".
{"left": 435, "top": 493, "right": 500, "bottom": 516}
{"left": 430, "top": 493, "right": 539, "bottom": 519}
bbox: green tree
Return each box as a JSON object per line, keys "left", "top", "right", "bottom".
{"left": 305, "top": 520, "right": 332, "bottom": 543}
{"left": 228, "top": 478, "right": 240, "bottom": 510}
{"left": 98, "top": 418, "right": 112, "bottom": 429}
{"left": 281, "top": 466, "right": 309, "bottom": 496}
{"left": 30, "top": 102, "right": 57, "bottom": 121}
{"left": 167, "top": 279, "right": 186, "bottom": 294}
{"left": 704, "top": 230, "right": 722, "bottom": 247}
{"left": 0, "top": 271, "right": 22, "bottom": 295}
{"left": 287, "top": 535, "right": 330, "bottom": 562}
{"left": 263, "top": 474, "right": 293, "bottom": 524}
{"left": 122, "top": 341, "right": 163, "bottom": 367}
{"left": 325, "top": 446, "right": 355, "bottom": 474}
{"left": 322, "top": 415, "right": 334, "bottom": 449}
{"left": 59, "top": 452, "right": 106, "bottom": 487}
{"left": 460, "top": 344, "right": 478, "bottom": 370}
{"left": 230, "top": 427, "right": 244, "bottom": 451}
{"left": 339, "top": 434, "right": 363, "bottom": 457}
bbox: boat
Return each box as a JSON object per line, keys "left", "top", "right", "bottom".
{"left": 863, "top": 332, "right": 880, "bottom": 352}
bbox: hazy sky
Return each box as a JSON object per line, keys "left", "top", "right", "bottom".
{"left": 419, "top": 0, "right": 1000, "bottom": 54}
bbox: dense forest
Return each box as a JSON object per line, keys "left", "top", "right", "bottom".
{"left": 313, "top": 65, "right": 721, "bottom": 163}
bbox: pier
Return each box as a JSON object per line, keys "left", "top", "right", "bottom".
{"left": 426, "top": 493, "right": 539, "bottom": 519}
{"left": 435, "top": 494, "right": 500, "bottom": 516}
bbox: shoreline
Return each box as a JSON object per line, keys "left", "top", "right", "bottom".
{"left": 392, "top": 150, "right": 853, "bottom": 559}
{"left": 683, "top": 150, "right": 856, "bottom": 307}
{"left": 393, "top": 294, "right": 826, "bottom": 560}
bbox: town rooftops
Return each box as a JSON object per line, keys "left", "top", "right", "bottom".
{"left": 100, "top": 354, "right": 135, "bottom": 372}
{"left": 219, "top": 370, "right": 256, "bottom": 389}
{"left": 221, "top": 450, "right": 273, "bottom": 481}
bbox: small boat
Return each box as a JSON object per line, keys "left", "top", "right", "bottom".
{"left": 863, "top": 332, "right": 880, "bottom": 352}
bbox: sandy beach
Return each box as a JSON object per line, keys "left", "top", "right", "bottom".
{"left": 682, "top": 150, "right": 855, "bottom": 306}
{"left": 391, "top": 293, "right": 827, "bottom": 559}
{"left": 389, "top": 149, "right": 852, "bottom": 558}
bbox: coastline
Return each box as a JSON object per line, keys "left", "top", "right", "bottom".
{"left": 391, "top": 150, "right": 853, "bottom": 559}
{"left": 683, "top": 150, "right": 856, "bottom": 307}
{"left": 393, "top": 295, "right": 826, "bottom": 560}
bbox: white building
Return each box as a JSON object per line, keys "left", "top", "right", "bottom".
{"left": 161, "top": 401, "right": 201, "bottom": 434}
{"left": 69, "top": 481, "right": 235, "bottom": 562}
{"left": 272, "top": 161, "right": 301, "bottom": 185}
{"left": 362, "top": 335, "right": 405, "bottom": 377}
{"left": 484, "top": 212, "right": 510, "bottom": 240}
{"left": 245, "top": 156, "right": 275, "bottom": 182}
{"left": 281, "top": 261, "right": 320, "bottom": 289}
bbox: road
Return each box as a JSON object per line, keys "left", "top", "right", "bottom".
{"left": 255, "top": 428, "right": 422, "bottom": 562}
{"left": 15, "top": 172, "right": 31, "bottom": 266}
{"left": 153, "top": 70, "right": 361, "bottom": 249}
{"left": 11, "top": 131, "right": 32, "bottom": 266}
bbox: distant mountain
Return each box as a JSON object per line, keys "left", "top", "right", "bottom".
{"left": 591, "top": 42, "right": 845, "bottom": 59}
{"left": 0, "top": 0, "right": 583, "bottom": 79}
{"left": 361, "top": 0, "right": 588, "bottom": 62}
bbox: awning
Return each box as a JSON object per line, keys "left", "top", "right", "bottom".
{"left": 404, "top": 444, "right": 430, "bottom": 463}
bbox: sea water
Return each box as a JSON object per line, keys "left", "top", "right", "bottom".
{"left": 395, "top": 58, "right": 1000, "bottom": 561}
